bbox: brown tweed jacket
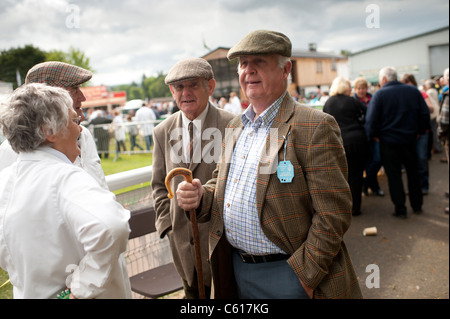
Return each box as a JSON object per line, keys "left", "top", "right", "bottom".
{"left": 152, "top": 104, "right": 235, "bottom": 287}
{"left": 199, "top": 93, "right": 363, "bottom": 299}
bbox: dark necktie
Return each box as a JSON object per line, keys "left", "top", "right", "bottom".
{"left": 188, "top": 121, "right": 194, "bottom": 162}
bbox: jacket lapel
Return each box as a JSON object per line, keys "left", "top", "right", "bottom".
{"left": 167, "top": 111, "right": 186, "bottom": 168}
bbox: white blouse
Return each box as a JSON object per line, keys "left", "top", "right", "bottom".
{"left": 0, "top": 148, "right": 131, "bottom": 298}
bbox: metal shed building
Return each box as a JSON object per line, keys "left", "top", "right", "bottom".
{"left": 349, "top": 26, "right": 449, "bottom": 84}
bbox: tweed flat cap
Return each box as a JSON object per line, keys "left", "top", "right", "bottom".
{"left": 25, "top": 61, "right": 92, "bottom": 87}
{"left": 227, "top": 30, "right": 292, "bottom": 60}
{"left": 165, "top": 58, "right": 214, "bottom": 85}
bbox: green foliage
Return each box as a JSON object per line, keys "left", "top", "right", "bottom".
{"left": 0, "top": 44, "right": 46, "bottom": 88}
{"left": 111, "top": 71, "right": 171, "bottom": 101}
{"left": 144, "top": 71, "right": 171, "bottom": 99}
{"left": 128, "top": 85, "right": 145, "bottom": 100}
{"left": 1, "top": 44, "right": 171, "bottom": 100}
{"left": 45, "top": 47, "right": 94, "bottom": 73}
{"left": 0, "top": 45, "right": 94, "bottom": 89}
{"left": 340, "top": 49, "right": 352, "bottom": 57}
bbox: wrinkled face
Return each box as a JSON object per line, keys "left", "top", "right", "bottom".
{"left": 238, "top": 54, "right": 291, "bottom": 108}
{"left": 170, "top": 78, "right": 215, "bottom": 121}
{"left": 51, "top": 108, "right": 82, "bottom": 163}
{"left": 65, "top": 86, "right": 87, "bottom": 121}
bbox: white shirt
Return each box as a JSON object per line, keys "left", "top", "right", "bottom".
{"left": 0, "top": 126, "right": 108, "bottom": 190}
{"left": 0, "top": 148, "right": 132, "bottom": 299}
{"left": 135, "top": 106, "right": 156, "bottom": 136}
{"left": 180, "top": 104, "right": 209, "bottom": 163}
{"left": 0, "top": 139, "right": 17, "bottom": 170}
{"left": 112, "top": 115, "right": 126, "bottom": 141}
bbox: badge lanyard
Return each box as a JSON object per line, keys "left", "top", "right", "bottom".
{"left": 277, "top": 132, "right": 294, "bottom": 183}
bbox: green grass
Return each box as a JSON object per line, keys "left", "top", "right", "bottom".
{"left": 101, "top": 136, "right": 153, "bottom": 176}
{"left": 0, "top": 269, "right": 12, "bottom": 299}
{"left": 102, "top": 150, "right": 153, "bottom": 195}
{"left": 0, "top": 146, "right": 153, "bottom": 299}
{"left": 101, "top": 152, "right": 153, "bottom": 175}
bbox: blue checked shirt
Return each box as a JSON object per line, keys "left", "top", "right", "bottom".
{"left": 223, "top": 93, "right": 287, "bottom": 255}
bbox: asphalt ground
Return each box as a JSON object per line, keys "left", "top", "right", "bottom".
{"left": 344, "top": 153, "right": 449, "bottom": 299}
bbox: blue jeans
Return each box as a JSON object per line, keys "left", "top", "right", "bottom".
{"left": 144, "top": 135, "right": 153, "bottom": 150}
{"left": 416, "top": 132, "right": 429, "bottom": 191}
{"left": 232, "top": 250, "right": 309, "bottom": 299}
{"left": 364, "top": 140, "right": 382, "bottom": 192}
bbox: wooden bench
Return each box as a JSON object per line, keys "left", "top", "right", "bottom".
{"left": 128, "top": 206, "right": 183, "bottom": 298}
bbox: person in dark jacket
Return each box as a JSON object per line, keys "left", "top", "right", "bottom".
{"left": 365, "top": 66, "right": 430, "bottom": 218}
{"left": 89, "top": 110, "right": 112, "bottom": 159}
{"left": 353, "top": 77, "right": 384, "bottom": 197}
{"left": 324, "top": 77, "right": 369, "bottom": 216}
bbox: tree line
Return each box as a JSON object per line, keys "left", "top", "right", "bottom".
{"left": 0, "top": 44, "right": 170, "bottom": 101}
{"left": 111, "top": 72, "right": 171, "bottom": 101}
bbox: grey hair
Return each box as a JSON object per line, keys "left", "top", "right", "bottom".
{"left": 0, "top": 83, "right": 73, "bottom": 153}
{"left": 379, "top": 66, "right": 397, "bottom": 82}
{"left": 424, "top": 79, "right": 435, "bottom": 89}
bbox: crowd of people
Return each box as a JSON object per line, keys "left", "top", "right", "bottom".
{"left": 83, "top": 101, "right": 170, "bottom": 161}
{"left": 0, "top": 29, "right": 448, "bottom": 299}
{"left": 321, "top": 68, "right": 449, "bottom": 217}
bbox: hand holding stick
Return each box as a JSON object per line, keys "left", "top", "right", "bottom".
{"left": 165, "top": 167, "right": 205, "bottom": 299}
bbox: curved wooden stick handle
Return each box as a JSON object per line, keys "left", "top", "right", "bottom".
{"left": 164, "top": 167, "right": 205, "bottom": 299}
{"left": 165, "top": 167, "right": 193, "bottom": 199}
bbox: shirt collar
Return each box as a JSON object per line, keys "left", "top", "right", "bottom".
{"left": 181, "top": 103, "right": 210, "bottom": 130}
{"left": 242, "top": 91, "right": 287, "bottom": 128}
{"left": 39, "top": 145, "right": 73, "bottom": 164}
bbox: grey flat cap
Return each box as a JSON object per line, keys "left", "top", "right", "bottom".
{"left": 227, "top": 30, "right": 292, "bottom": 60}
{"left": 165, "top": 58, "right": 214, "bottom": 85}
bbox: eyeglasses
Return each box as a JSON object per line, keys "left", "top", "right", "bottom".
{"left": 71, "top": 116, "right": 82, "bottom": 125}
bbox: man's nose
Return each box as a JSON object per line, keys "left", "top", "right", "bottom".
{"left": 79, "top": 90, "right": 87, "bottom": 102}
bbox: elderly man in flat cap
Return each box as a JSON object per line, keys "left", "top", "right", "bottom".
{"left": 0, "top": 61, "right": 108, "bottom": 190}
{"left": 176, "top": 30, "right": 362, "bottom": 299}
{"left": 151, "top": 57, "right": 235, "bottom": 299}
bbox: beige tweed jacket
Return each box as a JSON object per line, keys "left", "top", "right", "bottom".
{"left": 152, "top": 104, "right": 235, "bottom": 288}
{"left": 198, "top": 93, "right": 363, "bottom": 299}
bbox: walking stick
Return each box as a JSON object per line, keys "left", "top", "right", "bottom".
{"left": 165, "top": 167, "right": 205, "bottom": 299}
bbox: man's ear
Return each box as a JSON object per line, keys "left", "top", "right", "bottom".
{"left": 169, "top": 85, "right": 176, "bottom": 97}
{"left": 283, "top": 60, "right": 292, "bottom": 79}
{"left": 207, "top": 78, "right": 216, "bottom": 96}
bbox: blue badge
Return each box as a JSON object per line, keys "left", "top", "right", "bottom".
{"left": 277, "top": 160, "right": 294, "bottom": 183}
{"left": 277, "top": 131, "right": 294, "bottom": 183}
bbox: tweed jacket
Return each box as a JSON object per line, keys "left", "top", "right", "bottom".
{"left": 152, "top": 104, "right": 235, "bottom": 287}
{"left": 199, "top": 93, "right": 363, "bottom": 299}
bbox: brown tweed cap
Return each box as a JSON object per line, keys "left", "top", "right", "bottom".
{"left": 25, "top": 61, "right": 92, "bottom": 87}
{"left": 165, "top": 58, "right": 214, "bottom": 85}
{"left": 227, "top": 30, "right": 292, "bottom": 60}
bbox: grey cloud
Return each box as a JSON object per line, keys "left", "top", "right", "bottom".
{"left": 0, "top": 0, "right": 447, "bottom": 86}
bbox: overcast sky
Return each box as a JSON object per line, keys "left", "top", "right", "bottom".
{"left": 1, "top": 0, "right": 448, "bottom": 86}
